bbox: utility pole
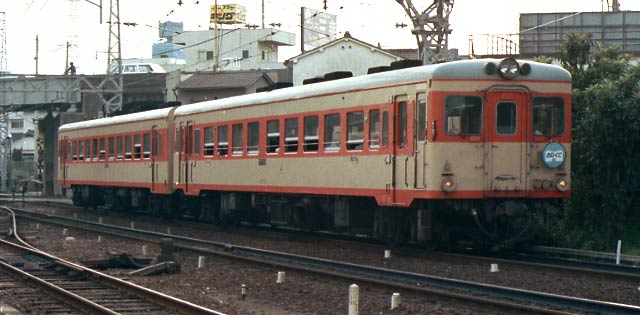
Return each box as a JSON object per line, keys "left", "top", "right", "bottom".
{"left": 213, "top": 0, "right": 219, "bottom": 71}
{"left": 100, "top": 0, "right": 123, "bottom": 115}
{"left": 0, "top": 12, "right": 7, "bottom": 192}
{"left": 35, "top": 35, "right": 39, "bottom": 75}
{"left": 395, "top": 0, "right": 454, "bottom": 64}
{"left": 0, "top": 12, "right": 6, "bottom": 71}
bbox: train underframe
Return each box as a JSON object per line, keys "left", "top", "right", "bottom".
{"left": 70, "top": 185, "right": 552, "bottom": 249}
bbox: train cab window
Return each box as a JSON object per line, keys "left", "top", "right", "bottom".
{"left": 232, "top": 124, "right": 243, "bottom": 156}
{"left": 125, "top": 135, "right": 132, "bottom": 159}
{"left": 91, "top": 139, "right": 98, "bottom": 161}
{"left": 247, "top": 122, "right": 259, "bottom": 155}
{"left": 134, "top": 135, "right": 142, "bottom": 159}
{"left": 369, "top": 109, "right": 380, "bottom": 150}
{"left": 266, "top": 120, "right": 279, "bottom": 154}
{"left": 347, "top": 111, "right": 364, "bottom": 151}
{"left": 324, "top": 113, "right": 341, "bottom": 152}
{"left": 204, "top": 127, "right": 214, "bottom": 156}
{"left": 382, "top": 111, "right": 389, "bottom": 148}
{"left": 218, "top": 125, "right": 228, "bottom": 156}
{"left": 108, "top": 137, "right": 115, "bottom": 160}
{"left": 303, "top": 116, "right": 319, "bottom": 152}
{"left": 116, "top": 136, "right": 123, "bottom": 160}
{"left": 445, "top": 95, "right": 482, "bottom": 136}
{"left": 99, "top": 138, "right": 106, "bottom": 161}
{"left": 85, "top": 140, "right": 91, "bottom": 161}
{"left": 417, "top": 93, "right": 427, "bottom": 141}
{"left": 143, "top": 133, "right": 151, "bottom": 158}
{"left": 532, "top": 97, "right": 565, "bottom": 136}
{"left": 284, "top": 118, "right": 298, "bottom": 153}
{"left": 496, "top": 102, "right": 517, "bottom": 135}
{"left": 397, "top": 102, "right": 408, "bottom": 149}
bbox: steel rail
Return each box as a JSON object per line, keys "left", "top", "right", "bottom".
{"left": 11, "top": 207, "right": 640, "bottom": 315}
{"left": 0, "top": 206, "right": 227, "bottom": 315}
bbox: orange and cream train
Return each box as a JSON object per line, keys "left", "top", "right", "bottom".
{"left": 58, "top": 58, "right": 571, "bottom": 246}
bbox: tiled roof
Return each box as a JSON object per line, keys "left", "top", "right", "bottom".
{"left": 179, "top": 71, "right": 268, "bottom": 89}
{"left": 385, "top": 48, "right": 419, "bottom": 60}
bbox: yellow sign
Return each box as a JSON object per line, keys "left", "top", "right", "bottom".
{"left": 210, "top": 4, "right": 246, "bottom": 24}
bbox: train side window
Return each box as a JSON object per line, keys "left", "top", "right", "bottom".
{"left": 66, "top": 141, "right": 72, "bottom": 161}
{"left": 99, "top": 138, "right": 105, "bottom": 161}
{"left": 303, "top": 116, "right": 318, "bottom": 152}
{"left": 134, "top": 134, "right": 142, "bottom": 159}
{"left": 91, "top": 139, "right": 98, "bottom": 161}
{"left": 284, "top": 118, "right": 298, "bottom": 153}
{"left": 85, "top": 140, "right": 91, "bottom": 161}
{"left": 232, "top": 123, "right": 243, "bottom": 156}
{"left": 192, "top": 130, "right": 200, "bottom": 156}
{"left": 347, "top": 111, "right": 364, "bottom": 151}
{"left": 397, "top": 102, "right": 408, "bottom": 148}
{"left": 369, "top": 109, "right": 380, "bottom": 150}
{"left": 532, "top": 97, "right": 565, "bottom": 136}
{"left": 72, "top": 141, "right": 78, "bottom": 161}
{"left": 266, "top": 120, "right": 279, "bottom": 154}
{"left": 143, "top": 133, "right": 151, "bottom": 158}
{"left": 218, "top": 125, "right": 228, "bottom": 156}
{"left": 125, "top": 135, "right": 132, "bottom": 159}
{"left": 116, "top": 136, "right": 123, "bottom": 160}
{"left": 445, "top": 95, "right": 482, "bottom": 136}
{"left": 417, "top": 93, "right": 427, "bottom": 141}
{"left": 247, "top": 122, "right": 259, "bottom": 155}
{"left": 382, "top": 111, "right": 389, "bottom": 148}
{"left": 324, "top": 113, "right": 340, "bottom": 152}
{"left": 78, "top": 140, "right": 84, "bottom": 161}
{"left": 496, "top": 102, "right": 517, "bottom": 135}
{"left": 108, "top": 137, "right": 115, "bottom": 160}
{"left": 204, "top": 127, "right": 214, "bottom": 156}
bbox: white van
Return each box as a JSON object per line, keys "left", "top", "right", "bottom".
{"left": 109, "top": 63, "right": 166, "bottom": 74}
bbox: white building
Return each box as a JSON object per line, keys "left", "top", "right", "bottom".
{"left": 172, "top": 28, "right": 296, "bottom": 72}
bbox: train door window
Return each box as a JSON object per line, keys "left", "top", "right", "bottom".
{"left": 158, "top": 133, "right": 163, "bottom": 158}
{"left": 85, "top": 140, "right": 91, "bottom": 161}
{"left": 266, "top": 120, "right": 279, "bottom": 154}
{"left": 532, "top": 97, "right": 565, "bottom": 136}
{"left": 382, "top": 111, "right": 389, "bottom": 148}
{"left": 303, "top": 116, "right": 318, "bottom": 152}
{"left": 397, "top": 102, "right": 408, "bottom": 148}
{"left": 347, "top": 111, "right": 364, "bottom": 151}
{"left": 369, "top": 109, "right": 380, "bottom": 150}
{"left": 324, "top": 113, "right": 340, "bottom": 152}
{"left": 116, "top": 136, "right": 123, "bottom": 160}
{"left": 125, "top": 135, "right": 132, "bottom": 159}
{"left": 66, "top": 141, "right": 72, "bottom": 161}
{"left": 204, "top": 127, "right": 214, "bottom": 156}
{"left": 496, "top": 102, "right": 517, "bottom": 135}
{"left": 232, "top": 123, "right": 243, "bottom": 156}
{"left": 72, "top": 141, "right": 78, "bottom": 161}
{"left": 134, "top": 134, "right": 142, "bottom": 159}
{"left": 91, "top": 139, "right": 98, "bottom": 161}
{"left": 284, "top": 118, "right": 298, "bottom": 153}
{"left": 99, "top": 138, "right": 105, "bottom": 161}
{"left": 108, "top": 137, "right": 115, "bottom": 160}
{"left": 417, "top": 93, "right": 427, "bottom": 141}
{"left": 218, "top": 125, "right": 228, "bottom": 156}
{"left": 143, "top": 133, "right": 151, "bottom": 158}
{"left": 445, "top": 95, "right": 482, "bottom": 136}
{"left": 247, "top": 122, "right": 259, "bottom": 155}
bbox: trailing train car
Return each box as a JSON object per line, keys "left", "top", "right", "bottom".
{"left": 58, "top": 58, "right": 571, "bottom": 247}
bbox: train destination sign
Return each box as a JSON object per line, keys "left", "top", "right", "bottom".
{"left": 541, "top": 142, "right": 566, "bottom": 169}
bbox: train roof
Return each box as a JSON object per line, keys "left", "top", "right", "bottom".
{"left": 174, "top": 58, "right": 571, "bottom": 117}
{"left": 59, "top": 106, "right": 175, "bottom": 132}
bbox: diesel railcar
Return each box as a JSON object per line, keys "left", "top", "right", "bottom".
{"left": 58, "top": 58, "right": 571, "bottom": 246}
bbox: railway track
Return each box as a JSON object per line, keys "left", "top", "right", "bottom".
{"left": 6, "top": 206, "right": 640, "bottom": 315}
{"left": 0, "top": 208, "right": 226, "bottom": 315}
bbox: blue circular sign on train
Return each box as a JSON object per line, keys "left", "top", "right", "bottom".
{"left": 541, "top": 142, "right": 566, "bottom": 169}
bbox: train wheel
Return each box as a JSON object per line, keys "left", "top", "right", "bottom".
{"left": 71, "top": 187, "right": 84, "bottom": 207}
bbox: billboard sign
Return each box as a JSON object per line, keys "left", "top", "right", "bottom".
{"left": 210, "top": 4, "right": 246, "bottom": 24}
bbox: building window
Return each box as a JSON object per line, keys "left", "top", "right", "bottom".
{"left": 242, "top": 50, "right": 249, "bottom": 59}
{"left": 10, "top": 119, "right": 23, "bottom": 129}
{"left": 198, "top": 50, "right": 214, "bottom": 61}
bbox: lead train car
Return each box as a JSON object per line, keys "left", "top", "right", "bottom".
{"left": 59, "top": 58, "right": 571, "bottom": 246}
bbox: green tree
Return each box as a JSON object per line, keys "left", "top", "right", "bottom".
{"left": 556, "top": 34, "right": 640, "bottom": 249}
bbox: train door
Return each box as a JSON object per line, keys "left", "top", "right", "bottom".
{"left": 484, "top": 91, "right": 529, "bottom": 196}
{"left": 414, "top": 93, "right": 427, "bottom": 189}
{"left": 392, "top": 95, "right": 414, "bottom": 205}
{"left": 60, "top": 137, "right": 69, "bottom": 187}
{"left": 150, "top": 126, "right": 158, "bottom": 192}
{"left": 183, "top": 121, "right": 195, "bottom": 193}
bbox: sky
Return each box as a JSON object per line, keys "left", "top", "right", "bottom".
{"left": 0, "top": 0, "right": 636, "bottom": 75}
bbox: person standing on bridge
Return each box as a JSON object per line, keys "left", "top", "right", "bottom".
{"left": 64, "top": 62, "right": 76, "bottom": 75}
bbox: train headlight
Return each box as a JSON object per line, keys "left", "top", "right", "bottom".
{"left": 441, "top": 178, "right": 456, "bottom": 193}
{"left": 497, "top": 58, "right": 520, "bottom": 80}
{"left": 556, "top": 179, "right": 569, "bottom": 192}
